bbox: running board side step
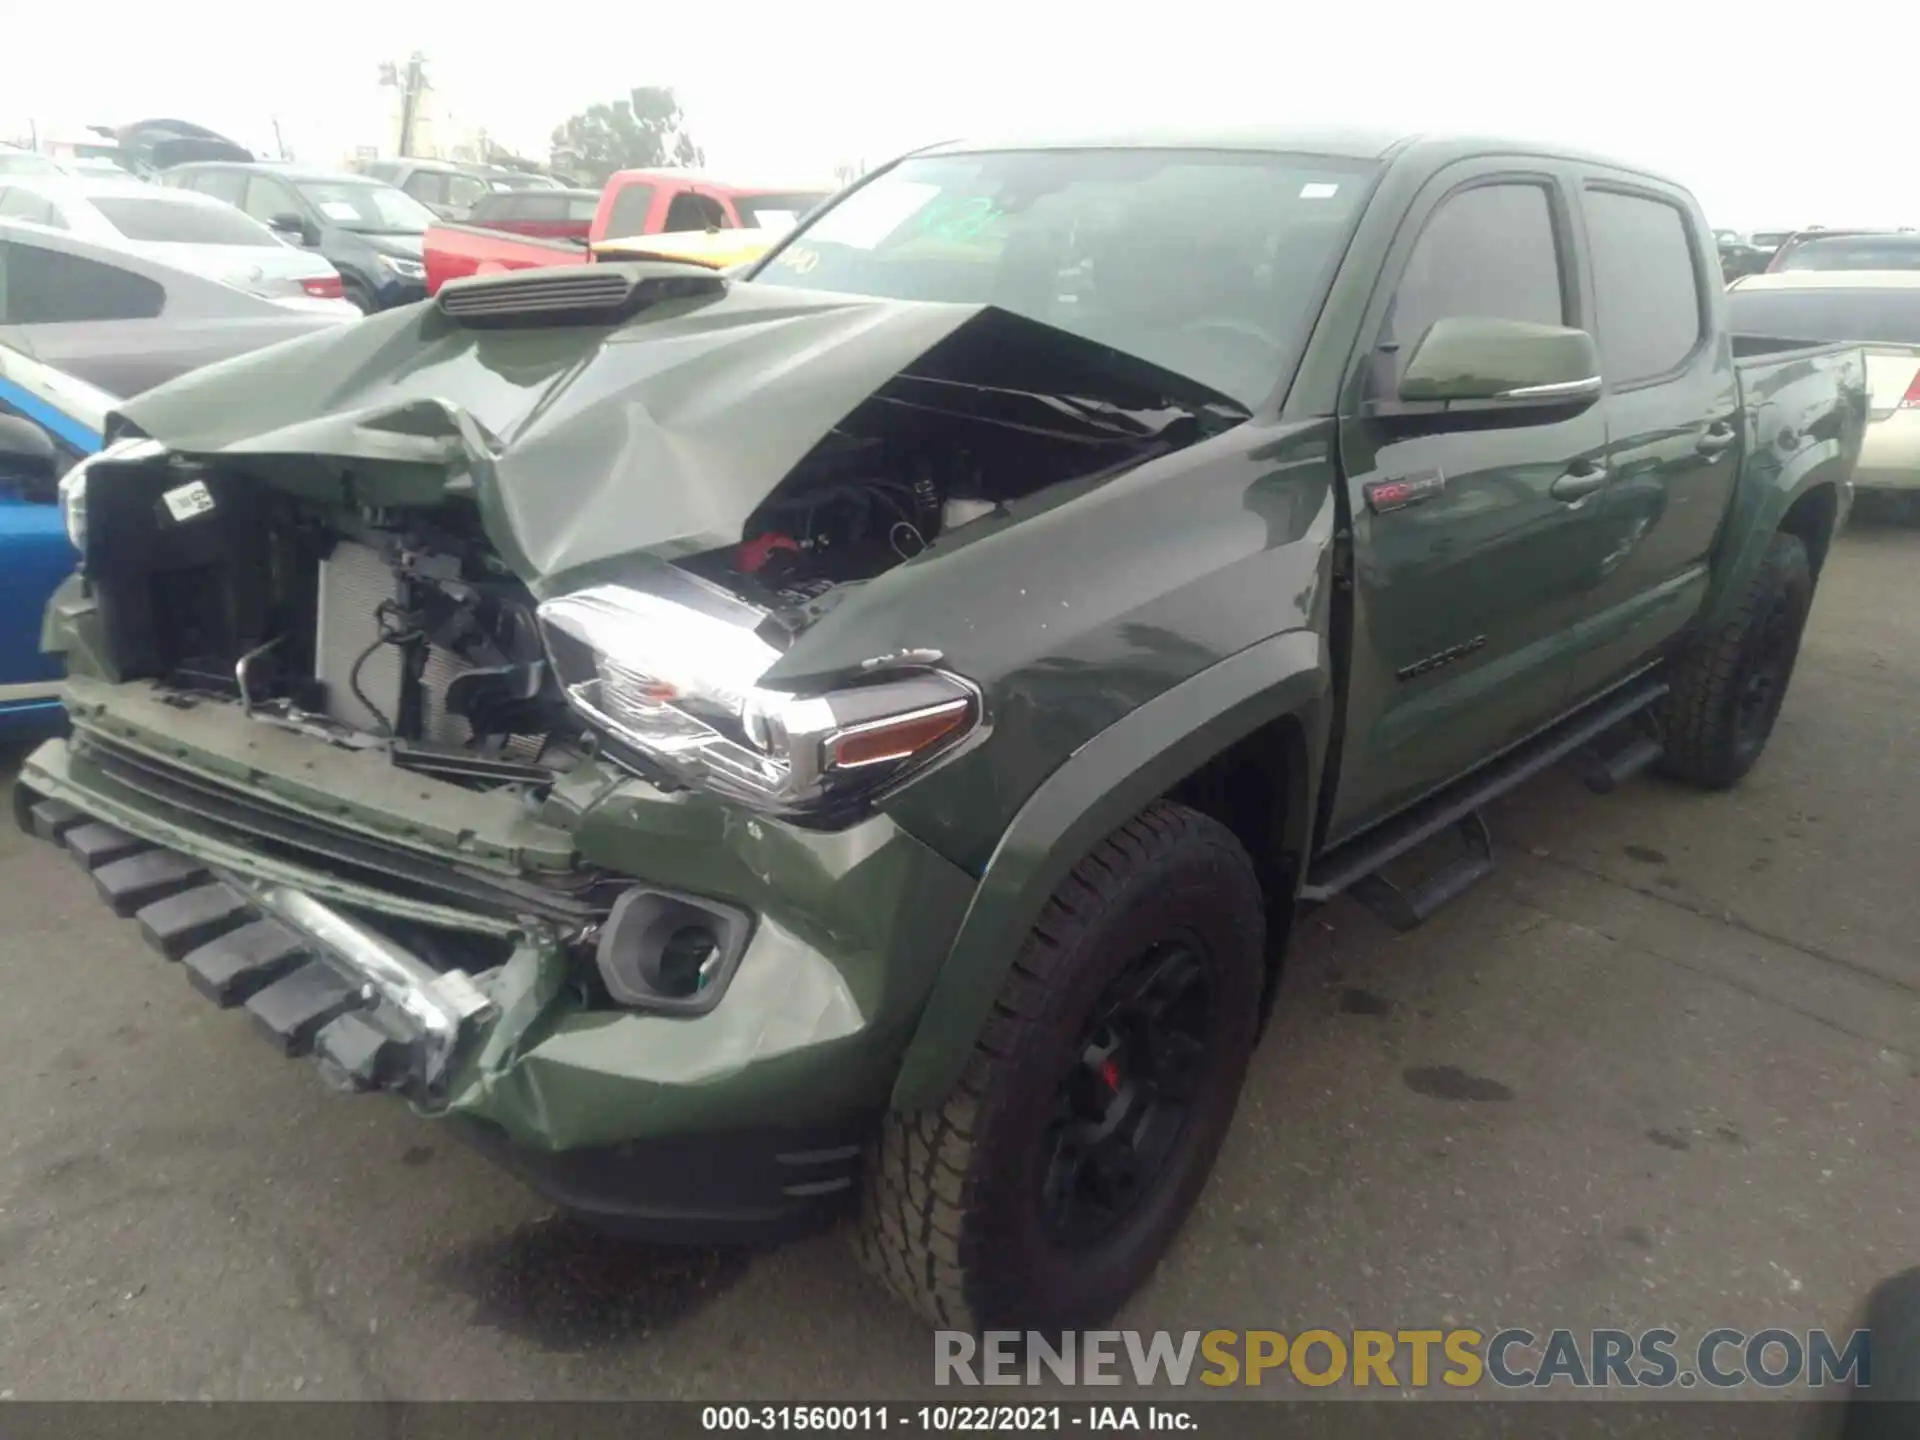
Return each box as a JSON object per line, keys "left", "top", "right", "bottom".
{"left": 1301, "top": 675, "right": 1669, "bottom": 924}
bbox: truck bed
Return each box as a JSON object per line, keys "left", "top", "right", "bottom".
{"left": 422, "top": 221, "right": 588, "bottom": 296}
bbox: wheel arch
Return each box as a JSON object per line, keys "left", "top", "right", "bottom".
{"left": 1705, "top": 446, "right": 1849, "bottom": 632}
{"left": 887, "top": 630, "right": 1331, "bottom": 1113}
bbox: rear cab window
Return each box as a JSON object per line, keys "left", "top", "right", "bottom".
{"left": 1581, "top": 187, "right": 1708, "bottom": 385}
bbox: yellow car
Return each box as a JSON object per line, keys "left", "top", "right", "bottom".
{"left": 591, "top": 227, "right": 782, "bottom": 274}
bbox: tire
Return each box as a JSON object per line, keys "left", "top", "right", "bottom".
{"left": 343, "top": 279, "right": 375, "bottom": 314}
{"left": 856, "top": 801, "right": 1266, "bottom": 1331}
{"left": 1841, "top": 1267, "right": 1920, "bottom": 1437}
{"left": 1657, "top": 531, "right": 1813, "bottom": 790}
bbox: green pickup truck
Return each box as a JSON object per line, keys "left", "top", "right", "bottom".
{"left": 6, "top": 127, "right": 1868, "bottom": 1331}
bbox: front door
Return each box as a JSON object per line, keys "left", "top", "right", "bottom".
{"left": 1328, "top": 167, "right": 1616, "bottom": 841}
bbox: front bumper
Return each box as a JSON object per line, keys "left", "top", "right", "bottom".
{"left": 16, "top": 717, "right": 977, "bottom": 1239}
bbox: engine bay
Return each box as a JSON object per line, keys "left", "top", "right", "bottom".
{"left": 74, "top": 338, "right": 1232, "bottom": 800}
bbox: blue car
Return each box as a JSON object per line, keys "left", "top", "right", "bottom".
{"left": 0, "top": 341, "right": 108, "bottom": 737}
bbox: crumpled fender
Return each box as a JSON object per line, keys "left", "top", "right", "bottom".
{"left": 887, "top": 628, "right": 1331, "bottom": 1113}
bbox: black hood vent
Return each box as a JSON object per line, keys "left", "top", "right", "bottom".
{"left": 437, "top": 263, "right": 727, "bottom": 329}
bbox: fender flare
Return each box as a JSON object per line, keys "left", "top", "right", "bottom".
{"left": 1703, "top": 435, "right": 1851, "bottom": 631}
{"left": 887, "top": 629, "right": 1331, "bottom": 1113}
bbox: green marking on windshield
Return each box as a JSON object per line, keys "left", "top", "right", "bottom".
{"left": 914, "top": 194, "right": 1003, "bottom": 243}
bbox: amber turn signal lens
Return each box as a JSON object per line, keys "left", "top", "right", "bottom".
{"left": 825, "top": 700, "right": 971, "bottom": 770}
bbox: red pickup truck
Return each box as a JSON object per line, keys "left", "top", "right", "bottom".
{"left": 423, "top": 169, "right": 833, "bottom": 293}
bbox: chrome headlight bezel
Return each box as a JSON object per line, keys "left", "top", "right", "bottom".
{"left": 537, "top": 577, "right": 982, "bottom": 820}
{"left": 378, "top": 254, "right": 426, "bottom": 280}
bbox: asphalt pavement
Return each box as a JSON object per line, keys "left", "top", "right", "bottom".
{"left": 0, "top": 521, "right": 1914, "bottom": 1409}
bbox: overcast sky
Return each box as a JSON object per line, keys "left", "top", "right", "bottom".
{"left": 3, "top": 2, "right": 1910, "bottom": 229}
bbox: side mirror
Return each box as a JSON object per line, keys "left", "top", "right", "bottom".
{"left": 1396, "top": 316, "right": 1602, "bottom": 408}
{"left": 0, "top": 413, "right": 58, "bottom": 481}
{"left": 268, "top": 213, "right": 314, "bottom": 244}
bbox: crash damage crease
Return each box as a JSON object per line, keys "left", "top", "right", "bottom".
{"left": 32, "top": 272, "right": 1247, "bottom": 1154}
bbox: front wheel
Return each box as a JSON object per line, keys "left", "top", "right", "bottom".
{"left": 856, "top": 802, "right": 1266, "bottom": 1330}
{"left": 342, "top": 279, "right": 375, "bottom": 314}
{"left": 1658, "top": 531, "right": 1814, "bottom": 789}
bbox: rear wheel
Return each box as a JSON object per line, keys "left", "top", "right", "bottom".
{"left": 1658, "top": 531, "right": 1813, "bottom": 789}
{"left": 856, "top": 802, "right": 1266, "bottom": 1330}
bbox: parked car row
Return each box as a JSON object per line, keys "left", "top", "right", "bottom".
{"left": 0, "top": 175, "right": 354, "bottom": 313}
{"left": 356, "top": 157, "right": 564, "bottom": 220}
{"left": 162, "top": 164, "right": 432, "bottom": 311}
{"left": 1717, "top": 225, "right": 1920, "bottom": 282}
{"left": 0, "top": 217, "right": 359, "bottom": 730}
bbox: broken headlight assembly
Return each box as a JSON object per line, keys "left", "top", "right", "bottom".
{"left": 536, "top": 579, "right": 981, "bottom": 821}
{"left": 58, "top": 436, "right": 167, "bottom": 555}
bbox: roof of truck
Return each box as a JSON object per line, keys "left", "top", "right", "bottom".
{"left": 908, "top": 126, "right": 1686, "bottom": 185}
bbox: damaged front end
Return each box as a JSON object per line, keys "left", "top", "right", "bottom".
{"left": 19, "top": 262, "right": 1244, "bottom": 1228}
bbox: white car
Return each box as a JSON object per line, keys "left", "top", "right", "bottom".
{"left": 0, "top": 144, "right": 68, "bottom": 178}
{"left": 0, "top": 175, "right": 356, "bottom": 315}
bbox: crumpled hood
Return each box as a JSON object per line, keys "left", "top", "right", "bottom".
{"left": 110, "top": 274, "right": 1000, "bottom": 588}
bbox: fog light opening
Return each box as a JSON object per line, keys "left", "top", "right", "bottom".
{"left": 651, "top": 923, "right": 721, "bottom": 998}
{"left": 593, "top": 887, "right": 753, "bottom": 1014}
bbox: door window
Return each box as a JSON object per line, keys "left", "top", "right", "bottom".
{"left": 662, "top": 190, "right": 727, "bottom": 232}
{"left": 604, "top": 182, "right": 654, "bottom": 237}
{"left": 403, "top": 171, "right": 448, "bottom": 207}
{"left": 0, "top": 240, "right": 166, "bottom": 323}
{"left": 189, "top": 169, "right": 249, "bottom": 206}
{"left": 1583, "top": 188, "right": 1705, "bottom": 385}
{"left": 1379, "top": 181, "right": 1566, "bottom": 386}
{"left": 446, "top": 174, "right": 489, "bottom": 212}
{"left": 242, "top": 175, "right": 302, "bottom": 226}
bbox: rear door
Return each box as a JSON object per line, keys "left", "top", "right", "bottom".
{"left": 1559, "top": 175, "right": 1739, "bottom": 702}
{"left": 1329, "top": 164, "right": 1616, "bottom": 838}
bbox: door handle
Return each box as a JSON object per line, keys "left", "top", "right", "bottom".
{"left": 1696, "top": 422, "right": 1737, "bottom": 456}
{"left": 1550, "top": 462, "right": 1609, "bottom": 502}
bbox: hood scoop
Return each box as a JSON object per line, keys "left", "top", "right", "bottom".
{"left": 437, "top": 263, "right": 727, "bottom": 329}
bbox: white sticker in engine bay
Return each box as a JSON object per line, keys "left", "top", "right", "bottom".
{"left": 161, "top": 480, "right": 216, "bottom": 523}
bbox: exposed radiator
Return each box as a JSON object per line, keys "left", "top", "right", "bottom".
{"left": 315, "top": 540, "right": 402, "bottom": 733}
{"left": 313, "top": 539, "right": 543, "bottom": 757}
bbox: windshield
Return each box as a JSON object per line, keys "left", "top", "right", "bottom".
{"left": 93, "top": 195, "right": 278, "bottom": 246}
{"left": 1775, "top": 237, "right": 1920, "bottom": 272}
{"left": 735, "top": 191, "right": 831, "bottom": 234}
{"left": 1751, "top": 232, "right": 1793, "bottom": 249}
{"left": 295, "top": 179, "right": 435, "bottom": 234}
{"left": 1727, "top": 286, "right": 1920, "bottom": 345}
{"left": 753, "top": 149, "right": 1375, "bottom": 407}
